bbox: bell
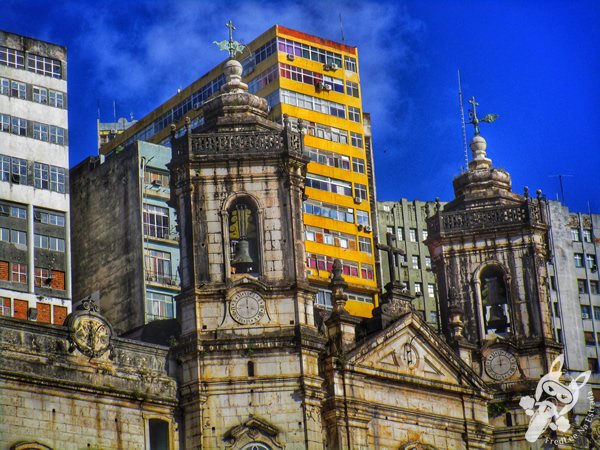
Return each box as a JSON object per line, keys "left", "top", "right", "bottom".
{"left": 487, "top": 304, "right": 509, "bottom": 333}
{"left": 233, "top": 239, "right": 253, "bottom": 264}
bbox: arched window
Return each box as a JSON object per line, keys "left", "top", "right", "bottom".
{"left": 11, "top": 443, "right": 53, "bottom": 450}
{"left": 480, "top": 266, "right": 511, "bottom": 335}
{"left": 228, "top": 199, "right": 259, "bottom": 275}
{"left": 241, "top": 444, "right": 271, "bottom": 450}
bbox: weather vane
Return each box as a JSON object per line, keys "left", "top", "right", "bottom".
{"left": 213, "top": 20, "right": 246, "bottom": 59}
{"left": 468, "top": 96, "right": 499, "bottom": 136}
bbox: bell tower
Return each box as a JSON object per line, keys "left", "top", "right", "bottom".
{"left": 426, "top": 97, "right": 561, "bottom": 446}
{"left": 169, "top": 29, "right": 325, "bottom": 448}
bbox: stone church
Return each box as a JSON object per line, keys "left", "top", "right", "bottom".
{"left": 0, "top": 58, "right": 568, "bottom": 449}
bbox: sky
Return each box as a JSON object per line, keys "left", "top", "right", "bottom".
{"left": 3, "top": 0, "right": 599, "bottom": 212}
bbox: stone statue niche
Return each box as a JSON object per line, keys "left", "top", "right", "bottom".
{"left": 480, "top": 266, "right": 511, "bottom": 335}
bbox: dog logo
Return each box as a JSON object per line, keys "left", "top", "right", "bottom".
{"left": 519, "top": 355, "right": 591, "bottom": 442}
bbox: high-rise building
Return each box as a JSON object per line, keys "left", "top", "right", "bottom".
{"left": 97, "top": 116, "right": 137, "bottom": 149}
{"left": 546, "top": 200, "right": 600, "bottom": 403}
{"left": 97, "top": 25, "right": 379, "bottom": 318}
{"left": 0, "top": 30, "right": 71, "bottom": 324}
{"left": 377, "top": 199, "right": 441, "bottom": 329}
{"left": 70, "top": 141, "right": 180, "bottom": 335}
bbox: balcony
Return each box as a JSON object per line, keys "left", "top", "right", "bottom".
{"left": 145, "top": 272, "right": 180, "bottom": 288}
{"left": 427, "top": 201, "right": 546, "bottom": 237}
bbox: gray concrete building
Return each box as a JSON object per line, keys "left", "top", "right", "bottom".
{"left": 547, "top": 200, "right": 600, "bottom": 402}
{"left": 70, "top": 141, "right": 180, "bottom": 335}
{"left": 0, "top": 30, "right": 71, "bottom": 325}
{"left": 377, "top": 199, "right": 441, "bottom": 329}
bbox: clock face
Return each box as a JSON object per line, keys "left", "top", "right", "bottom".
{"left": 485, "top": 349, "right": 518, "bottom": 381}
{"left": 229, "top": 291, "right": 266, "bottom": 325}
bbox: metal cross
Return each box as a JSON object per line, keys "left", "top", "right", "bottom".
{"left": 214, "top": 20, "right": 246, "bottom": 58}
{"left": 376, "top": 233, "right": 405, "bottom": 285}
{"left": 467, "top": 96, "right": 499, "bottom": 136}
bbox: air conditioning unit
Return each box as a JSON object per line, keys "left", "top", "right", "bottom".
{"left": 364, "top": 226, "right": 372, "bottom": 233}
{"left": 323, "top": 83, "right": 332, "bottom": 91}
{"left": 354, "top": 196, "right": 362, "bottom": 204}
{"left": 287, "top": 54, "right": 295, "bottom": 61}
{"left": 325, "top": 63, "right": 338, "bottom": 71}
{"left": 357, "top": 224, "right": 363, "bottom": 231}
{"left": 152, "top": 179, "right": 162, "bottom": 186}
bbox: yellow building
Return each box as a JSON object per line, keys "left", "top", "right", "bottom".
{"left": 99, "top": 25, "right": 379, "bottom": 316}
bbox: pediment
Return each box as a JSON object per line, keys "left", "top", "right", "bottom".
{"left": 347, "top": 312, "right": 488, "bottom": 392}
{"left": 224, "top": 416, "right": 284, "bottom": 449}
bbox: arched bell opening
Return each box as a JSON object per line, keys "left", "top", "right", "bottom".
{"left": 480, "top": 265, "right": 512, "bottom": 335}
{"left": 228, "top": 198, "right": 261, "bottom": 276}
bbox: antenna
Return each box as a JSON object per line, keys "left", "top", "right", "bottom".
{"left": 458, "top": 70, "right": 468, "bottom": 171}
{"left": 549, "top": 174, "right": 573, "bottom": 204}
{"left": 113, "top": 100, "right": 116, "bottom": 123}
{"left": 339, "top": 13, "right": 345, "bottom": 44}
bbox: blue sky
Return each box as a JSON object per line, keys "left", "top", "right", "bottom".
{"left": 3, "top": 0, "right": 599, "bottom": 212}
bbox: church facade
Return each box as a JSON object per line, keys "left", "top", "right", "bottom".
{"left": 0, "top": 59, "right": 573, "bottom": 450}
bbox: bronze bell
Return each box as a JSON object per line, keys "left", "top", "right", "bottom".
{"left": 487, "top": 304, "right": 508, "bottom": 333}
{"left": 233, "top": 239, "right": 253, "bottom": 264}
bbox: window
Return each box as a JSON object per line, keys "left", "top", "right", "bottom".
{"left": 33, "top": 122, "right": 49, "bottom": 141}
{"left": 48, "top": 90, "right": 64, "bottom": 108}
{"left": 10, "top": 157, "right": 27, "bottom": 184}
{"left": 144, "top": 169, "right": 170, "bottom": 187}
{"left": 397, "top": 228, "right": 405, "bottom": 241}
{"left": 586, "top": 255, "right": 597, "bottom": 269}
{"left": 148, "top": 418, "right": 170, "bottom": 450}
{"left": 571, "top": 228, "right": 581, "bottom": 241}
{"left": 27, "top": 53, "right": 62, "bottom": 78}
{"left": 34, "top": 268, "right": 52, "bottom": 287}
{"left": 33, "top": 86, "right": 48, "bottom": 104}
{"left": 578, "top": 279, "right": 589, "bottom": 294}
{"left": 583, "top": 229, "right": 593, "bottom": 243}
{"left": 306, "top": 174, "right": 352, "bottom": 196}
{"left": 361, "top": 263, "right": 374, "bottom": 280}
{"left": 584, "top": 331, "right": 595, "bottom": 345}
{"left": 279, "top": 88, "right": 346, "bottom": 118}
{"left": 550, "top": 275, "right": 557, "bottom": 290}
{"left": 10, "top": 229, "right": 26, "bottom": 246}
{"left": 582, "top": 305, "right": 591, "bottom": 319}
{"left": 146, "top": 292, "right": 175, "bottom": 321}
{"left": 352, "top": 157, "right": 365, "bottom": 174}
{"left": 305, "top": 121, "right": 348, "bottom": 145}
{"left": 591, "top": 281, "right": 599, "bottom": 295}
{"left": 143, "top": 204, "right": 170, "bottom": 238}
{"left": 428, "top": 283, "right": 435, "bottom": 298}
{"left": 34, "top": 163, "right": 49, "bottom": 189}
{"left": 354, "top": 183, "right": 367, "bottom": 201}
{"left": 348, "top": 106, "right": 361, "bottom": 123}
{"left": 305, "top": 227, "right": 356, "bottom": 250}
{"left": 553, "top": 302, "right": 560, "bottom": 318}
{"left": 303, "top": 200, "right": 354, "bottom": 223}
{"left": 10, "top": 205, "right": 26, "bottom": 219}
{"left": 589, "top": 358, "right": 599, "bottom": 373}
{"left": 34, "top": 210, "right": 65, "bottom": 227}
{"left": 422, "top": 230, "right": 428, "bottom": 241}
{"left": 241, "top": 443, "right": 271, "bottom": 450}
{"left": 414, "top": 282, "right": 422, "bottom": 295}
{"left": 594, "top": 306, "right": 600, "bottom": 320}
{"left": 346, "top": 292, "right": 373, "bottom": 304}
{"left": 344, "top": 56, "right": 357, "bottom": 72}
{"left": 412, "top": 256, "right": 420, "bottom": 269}
{"left": 409, "top": 228, "right": 417, "bottom": 242}
{"left": 0, "top": 227, "right": 8, "bottom": 242}
{"left": 48, "top": 236, "right": 65, "bottom": 252}
{"left": 350, "top": 131, "right": 363, "bottom": 148}
{"left": 429, "top": 311, "right": 438, "bottom": 323}
{"left": 386, "top": 226, "right": 394, "bottom": 235}
{"left": 307, "top": 147, "right": 350, "bottom": 170}
{"left": 306, "top": 253, "right": 359, "bottom": 277}
{"left": 248, "top": 64, "right": 278, "bottom": 93}
{"left": 425, "top": 256, "right": 432, "bottom": 270}
{"left": 49, "top": 167, "right": 66, "bottom": 193}
{"left": 0, "top": 114, "right": 9, "bottom": 132}
{"left": 0, "top": 155, "right": 9, "bottom": 181}
{"left": 574, "top": 253, "right": 584, "bottom": 268}
{"left": 359, "top": 236, "right": 372, "bottom": 254}
{"left": 145, "top": 250, "right": 172, "bottom": 284}
{"left": 11, "top": 80, "right": 26, "bottom": 99}
{"left": 49, "top": 125, "right": 65, "bottom": 144}
{"left": 11, "top": 117, "right": 27, "bottom": 136}
{"left": 11, "top": 263, "right": 27, "bottom": 284}
{"left": 346, "top": 80, "right": 359, "bottom": 97}
{"left": 0, "top": 297, "right": 10, "bottom": 316}
{"left": 0, "top": 78, "right": 8, "bottom": 95}
{"left": 356, "top": 210, "right": 370, "bottom": 227}
{"left": 314, "top": 289, "right": 332, "bottom": 309}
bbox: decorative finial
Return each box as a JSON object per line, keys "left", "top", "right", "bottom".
{"left": 468, "top": 96, "right": 499, "bottom": 136}
{"left": 329, "top": 259, "right": 348, "bottom": 313}
{"left": 213, "top": 20, "right": 246, "bottom": 59}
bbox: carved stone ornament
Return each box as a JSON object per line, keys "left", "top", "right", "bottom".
{"left": 224, "top": 416, "right": 284, "bottom": 449}
{"left": 399, "top": 443, "right": 438, "bottom": 450}
{"left": 65, "top": 297, "right": 114, "bottom": 359}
